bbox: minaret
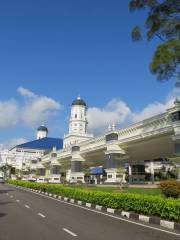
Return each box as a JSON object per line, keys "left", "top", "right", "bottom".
{"left": 37, "top": 125, "right": 48, "bottom": 139}
{"left": 69, "top": 96, "right": 88, "bottom": 135}
{"left": 63, "top": 96, "right": 93, "bottom": 148}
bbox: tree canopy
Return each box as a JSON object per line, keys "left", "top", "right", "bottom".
{"left": 129, "top": 0, "right": 180, "bottom": 84}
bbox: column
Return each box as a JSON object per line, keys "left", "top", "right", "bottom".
{"left": 69, "top": 146, "right": 85, "bottom": 183}
{"left": 104, "top": 132, "right": 126, "bottom": 184}
{"left": 105, "top": 153, "right": 118, "bottom": 183}
{"left": 128, "top": 165, "right": 132, "bottom": 184}
{"left": 71, "top": 160, "right": 82, "bottom": 172}
{"left": 150, "top": 160, "right": 154, "bottom": 184}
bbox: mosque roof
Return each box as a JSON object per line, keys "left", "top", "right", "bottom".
{"left": 15, "top": 137, "right": 63, "bottom": 151}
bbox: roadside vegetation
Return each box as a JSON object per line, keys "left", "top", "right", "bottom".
{"left": 62, "top": 184, "right": 162, "bottom": 196}
{"left": 7, "top": 179, "right": 180, "bottom": 222}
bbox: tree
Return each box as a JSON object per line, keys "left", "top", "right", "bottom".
{"left": 129, "top": 0, "right": 180, "bottom": 84}
{"left": 167, "top": 155, "right": 180, "bottom": 179}
{"left": 0, "top": 164, "right": 13, "bottom": 179}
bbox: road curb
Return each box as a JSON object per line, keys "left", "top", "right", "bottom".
{"left": 12, "top": 185, "right": 180, "bottom": 232}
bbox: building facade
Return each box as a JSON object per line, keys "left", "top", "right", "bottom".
{"left": 40, "top": 97, "right": 180, "bottom": 183}
{"left": 2, "top": 97, "right": 180, "bottom": 184}
{"left": 0, "top": 125, "right": 63, "bottom": 181}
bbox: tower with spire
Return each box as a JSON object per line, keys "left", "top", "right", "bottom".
{"left": 63, "top": 96, "right": 93, "bottom": 148}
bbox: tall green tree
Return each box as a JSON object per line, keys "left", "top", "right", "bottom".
{"left": 129, "top": 0, "right": 180, "bottom": 85}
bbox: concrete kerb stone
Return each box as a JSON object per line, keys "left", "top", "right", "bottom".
{"left": 95, "top": 205, "right": 105, "bottom": 211}
{"left": 58, "top": 196, "right": 62, "bottom": 200}
{"left": 53, "top": 195, "right": 57, "bottom": 198}
{"left": 139, "top": 215, "right": 150, "bottom": 223}
{"left": 85, "top": 203, "right": 94, "bottom": 208}
{"left": 149, "top": 216, "right": 161, "bottom": 225}
{"left": 107, "top": 208, "right": 118, "bottom": 214}
{"left": 129, "top": 212, "right": 139, "bottom": 220}
{"left": 160, "top": 220, "right": 175, "bottom": 230}
{"left": 64, "top": 197, "right": 69, "bottom": 202}
{"left": 77, "top": 200, "right": 84, "bottom": 206}
{"left": 70, "top": 199, "right": 75, "bottom": 203}
{"left": 48, "top": 193, "right": 52, "bottom": 197}
{"left": 174, "top": 222, "right": 180, "bottom": 231}
{"left": 121, "top": 211, "right": 130, "bottom": 218}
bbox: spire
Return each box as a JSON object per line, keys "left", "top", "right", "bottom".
{"left": 174, "top": 97, "right": 180, "bottom": 106}
{"left": 108, "top": 124, "right": 112, "bottom": 131}
{"left": 112, "top": 122, "right": 116, "bottom": 131}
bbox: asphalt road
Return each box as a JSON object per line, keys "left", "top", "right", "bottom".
{"left": 0, "top": 184, "right": 179, "bottom": 240}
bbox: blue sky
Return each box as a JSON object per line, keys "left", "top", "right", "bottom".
{"left": 0, "top": 0, "right": 177, "bottom": 148}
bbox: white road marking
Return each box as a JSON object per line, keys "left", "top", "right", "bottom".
{"left": 62, "top": 228, "right": 77, "bottom": 237}
{"left": 10, "top": 195, "right": 13, "bottom": 198}
{"left": 14, "top": 186, "right": 180, "bottom": 237}
{"left": 16, "top": 200, "right": 20, "bottom": 203}
{"left": 6, "top": 193, "right": 9, "bottom": 195}
{"left": 38, "top": 213, "right": 46, "bottom": 218}
{"left": 24, "top": 204, "right": 30, "bottom": 209}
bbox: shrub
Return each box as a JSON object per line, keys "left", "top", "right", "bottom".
{"left": 7, "top": 179, "right": 180, "bottom": 222}
{"left": 160, "top": 180, "right": 180, "bottom": 198}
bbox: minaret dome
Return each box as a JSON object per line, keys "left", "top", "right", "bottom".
{"left": 37, "top": 125, "right": 48, "bottom": 139}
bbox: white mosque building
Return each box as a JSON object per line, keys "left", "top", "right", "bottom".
{"left": 41, "top": 96, "right": 180, "bottom": 184}
{"left": 1, "top": 96, "right": 180, "bottom": 183}
{"left": 0, "top": 125, "right": 63, "bottom": 181}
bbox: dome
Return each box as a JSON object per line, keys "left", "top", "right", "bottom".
{"left": 72, "top": 96, "right": 86, "bottom": 107}
{"left": 37, "top": 125, "right": 48, "bottom": 132}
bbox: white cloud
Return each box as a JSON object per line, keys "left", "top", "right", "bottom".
{"left": 87, "top": 88, "right": 180, "bottom": 135}
{"left": 87, "top": 99, "right": 131, "bottom": 134}
{"left": 17, "top": 86, "right": 36, "bottom": 98}
{"left": 20, "top": 94, "right": 62, "bottom": 127}
{"left": 131, "top": 102, "right": 168, "bottom": 123}
{"left": 0, "top": 100, "right": 19, "bottom": 128}
{"left": 131, "top": 89, "right": 180, "bottom": 123}
{"left": 18, "top": 87, "right": 62, "bottom": 127}
{"left": 0, "top": 87, "right": 63, "bottom": 129}
{"left": 0, "top": 138, "right": 27, "bottom": 150}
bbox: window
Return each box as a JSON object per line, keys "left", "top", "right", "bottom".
{"left": 106, "top": 133, "right": 118, "bottom": 142}
{"left": 54, "top": 178, "right": 60, "bottom": 180}
{"left": 108, "top": 175, "right": 112, "bottom": 178}
{"left": 175, "top": 143, "right": 180, "bottom": 154}
{"left": 75, "top": 114, "right": 77, "bottom": 118}
{"left": 52, "top": 166, "right": 60, "bottom": 175}
{"left": 116, "top": 174, "right": 123, "bottom": 178}
{"left": 171, "top": 111, "right": 180, "bottom": 122}
{"left": 39, "top": 168, "right": 45, "bottom": 176}
{"left": 31, "top": 160, "right": 37, "bottom": 164}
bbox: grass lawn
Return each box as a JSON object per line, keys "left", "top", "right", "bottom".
{"left": 123, "top": 187, "right": 162, "bottom": 196}
{"left": 66, "top": 184, "right": 162, "bottom": 195}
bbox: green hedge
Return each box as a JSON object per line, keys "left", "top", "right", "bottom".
{"left": 7, "top": 180, "right": 180, "bottom": 222}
